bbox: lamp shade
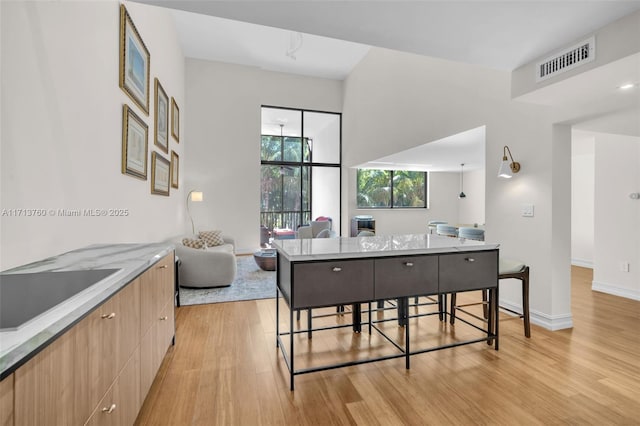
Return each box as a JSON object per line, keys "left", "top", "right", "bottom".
{"left": 190, "top": 191, "right": 203, "bottom": 202}
{"left": 498, "top": 160, "right": 513, "bottom": 178}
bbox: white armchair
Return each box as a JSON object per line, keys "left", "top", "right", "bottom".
{"left": 296, "top": 220, "right": 333, "bottom": 239}
{"left": 170, "top": 235, "right": 237, "bottom": 288}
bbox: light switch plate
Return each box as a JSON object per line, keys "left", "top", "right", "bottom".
{"left": 521, "top": 204, "right": 534, "bottom": 217}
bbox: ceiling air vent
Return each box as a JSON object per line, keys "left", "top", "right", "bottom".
{"left": 536, "top": 36, "right": 595, "bottom": 82}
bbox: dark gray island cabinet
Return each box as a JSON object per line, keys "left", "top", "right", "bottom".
{"left": 0, "top": 244, "right": 175, "bottom": 426}
{"left": 273, "top": 234, "right": 499, "bottom": 389}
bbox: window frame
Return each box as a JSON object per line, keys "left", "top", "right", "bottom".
{"left": 260, "top": 106, "right": 342, "bottom": 233}
{"left": 356, "top": 169, "right": 428, "bottom": 209}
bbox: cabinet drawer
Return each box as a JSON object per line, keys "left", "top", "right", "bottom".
{"left": 85, "top": 348, "right": 140, "bottom": 426}
{"left": 140, "top": 252, "right": 174, "bottom": 336}
{"left": 0, "top": 374, "right": 13, "bottom": 426}
{"left": 14, "top": 330, "right": 77, "bottom": 426}
{"left": 157, "top": 301, "right": 175, "bottom": 362}
{"left": 375, "top": 255, "right": 438, "bottom": 299}
{"left": 439, "top": 251, "right": 498, "bottom": 293}
{"left": 292, "top": 259, "right": 374, "bottom": 309}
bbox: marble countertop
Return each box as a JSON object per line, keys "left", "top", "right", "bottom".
{"left": 0, "top": 243, "right": 174, "bottom": 380}
{"left": 273, "top": 233, "right": 499, "bottom": 262}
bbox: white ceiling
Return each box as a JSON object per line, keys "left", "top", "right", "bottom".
{"left": 136, "top": 0, "right": 640, "bottom": 72}
{"left": 170, "top": 10, "right": 370, "bottom": 80}
{"left": 133, "top": 0, "right": 640, "bottom": 171}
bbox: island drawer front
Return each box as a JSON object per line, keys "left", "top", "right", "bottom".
{"left": 439, "top": 251, "right": 498, "bottom": 293}
{"left": 374, "top": 255, "right": 439, "bottom": 298}
{"left": 292, "top": 259, "right": 374, "bottom": 309}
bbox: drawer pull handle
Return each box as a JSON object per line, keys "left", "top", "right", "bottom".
{"left": 332, "top": 267, "right": 342, "bottom": 272}
{"left": 160, "top": 316, "right": 168, "bottom": 321}
{"left": 102, "top": 404, "right": 116, "bottom": 414}
{"left": 158, "top": 265, "right": 168, "bottom": 269}
{"left": 101, "top": 312, "right": 116, "bottom": 319}
{"left": 465, "top": 258, "right": 475, "bottom": 262}
{"left": 404, "top": 262, "right": 414, "bottom": 267}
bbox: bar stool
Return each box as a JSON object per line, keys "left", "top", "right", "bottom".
{"left": 436, "top": 224, "right": 458, "bottom": 237}
{"left": 497, "top": 258, "right": 530, "bottom": 338}
{"left": 428, "top": 220, "right": 448, "bottom": 234}
{"left": 458, "top": 227, "right": 485, "bottom": 241}
{"left": 449, "top": 258, "right": 531, "bottom": 338}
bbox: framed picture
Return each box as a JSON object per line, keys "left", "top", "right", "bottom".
{"left": 121, "top": 104, "right": 148, "bottom": 180}
{"left": 154, "top": 78, "right": 169, "bottom": 153}
{"left": 151, "top": 152, "right": 170, "bottom": 196}
{"left": 171, "top": 97, "right": 180, "bottom": 142}
{"left": 119, "top": 4, "right": 150, "bottom": 114}
{"left": 171, "top": 150, "right": 179, "bottom": 188}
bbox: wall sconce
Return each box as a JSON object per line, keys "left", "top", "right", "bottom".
{"left": 187, "top": 190, "right": 203, "bottom": 234}
{"left": 498, "top": 145, "right": 521, "bottom": 178}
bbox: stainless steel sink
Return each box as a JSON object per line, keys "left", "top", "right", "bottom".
{"left": 0, "top": 269, "right": 119, "bottom": 331}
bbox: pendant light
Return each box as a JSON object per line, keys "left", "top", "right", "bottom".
{"left": 458, "top": 163, "right": 466, "bottom": 199}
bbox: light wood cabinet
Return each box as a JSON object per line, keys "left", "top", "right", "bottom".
{"left": 0, "top": 374, "right": 13, "bottom": 426}
{"left": 74, "top": 278, "right": 141, "bottom": 422}
{"left": 158, "top": 301, "right": 175, "bottom": 362}
{"left": 139, "top": 324, "right": 158, "bottom": 402}
{"left": 139, "top": 253, "right": 175, "bottom": 403}
{"left": 11, "top": 251, "right": 174, "bottom": 426}
{"left": 14, "top": 330, "right": 78, "bottom": 425}
{"left": 85, "top": 348, "right": 141, "bottom": 426}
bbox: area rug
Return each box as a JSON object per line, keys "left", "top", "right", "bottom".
{"left": 179, "top": 255, "right": 276, "bottom": 306}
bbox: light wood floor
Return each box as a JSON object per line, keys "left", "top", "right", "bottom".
{"left": 135, "top": 266, "right": 640, "bottom": 425}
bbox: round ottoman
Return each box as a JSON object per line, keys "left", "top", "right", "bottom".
{"left": 253, "top": 249, "right": 276, "bottom": 271}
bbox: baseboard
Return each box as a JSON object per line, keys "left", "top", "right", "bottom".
{"left": 592, "top": 280, "right": 640, "bottom": 301}
{"left": 571, "top": 258, "right": 593, "bottom": 269}
{"left": 500, "top": 299, "right": 573, "bottom": 331}
{"left": 530, "top": 310, "right": 573, "bottom": 331}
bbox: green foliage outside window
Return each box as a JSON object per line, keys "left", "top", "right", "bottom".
{"left": 261, "top": 135, "right": 311, "bottom": 162}
{"left": 260, "top": 135, "right": 312, "bottom": 231}
{"left": 357, "top": 169, "right": 426, "bottom": 208}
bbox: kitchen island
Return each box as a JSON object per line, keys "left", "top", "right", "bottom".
{"left": 273, "top": 233, "right": 500, "bottom": 390}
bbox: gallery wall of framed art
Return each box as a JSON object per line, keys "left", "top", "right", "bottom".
{"left": 2, "top": 1, "right": 187, "bottom": 268}
{"left": 119, "top": 3, "right": 182, "bottom": 197}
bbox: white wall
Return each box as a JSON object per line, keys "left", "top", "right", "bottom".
{"left": 0, "top": 1, "right": 185, "bottom": 270}
{"left": 458, "top": 168, "right": 486, "bottom": 226}
{"left": 592, "top": 132, "right": 640, "bottom": 300}
{"left": 184, "top": 58, "right": 343, "bottom": 254}
{"left": 311, "top": 167, "right": 341, "bottom": 231}
{"left": 571, "top": 133, "right": 595, "bottom": 268}
{"left": 343, "top": 47, "right": 573, "bottom": 330}
{"left": 349, "top": 171, "right": 460, "bottom": 235}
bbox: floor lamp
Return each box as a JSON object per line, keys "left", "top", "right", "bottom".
{"left": 187, "top": 190, "right": 203, "bottom": 234}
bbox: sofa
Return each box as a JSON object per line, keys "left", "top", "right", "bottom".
{"left": 169, "top": 233, "right": 237, "bottom": 288}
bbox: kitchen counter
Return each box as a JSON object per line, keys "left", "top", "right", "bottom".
{"left": 273, "top": 232, "right": 499, "bottom": 261}
{"left": 0, "top": 243, "right": 174, "bottom": 379}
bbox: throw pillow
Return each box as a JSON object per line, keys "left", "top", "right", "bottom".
{"left": 182, "top": 238, "right": 206, "bottom": 250}
{"left": 199, "top": 230, "right": 224, "bottom": 247}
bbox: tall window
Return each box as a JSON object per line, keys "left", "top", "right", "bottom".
{"left": 261, "top": 107, "right": 341, "bottom": 238}
{"left": 357, "top": 169, "right": 427, "bottom": 208}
